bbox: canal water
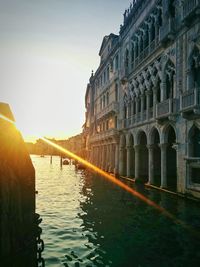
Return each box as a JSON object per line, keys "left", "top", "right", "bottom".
{"left": 33, "top": 155, "right": 200, "bottom": 267}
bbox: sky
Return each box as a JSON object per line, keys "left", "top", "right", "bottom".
{"left": 0, "top": 0, "right": 130, "bottom": 142}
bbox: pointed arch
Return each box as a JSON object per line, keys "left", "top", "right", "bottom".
{"left": 136, "top": 130, "right": 148, "bottom": 182}
{"left": 149, "top": 126, "right": 160, "bottom": 145}
{"left": 162, "top": 124, "right": 177, "bottom": 191}
{"left": 188, "top": 124, "right": 200, "bottom": 157}
{"left": 163, "top": 59, "right": 175, "bottom": 99}
{"left": 127, "top": 132, "right": 135, "bottom": 178}
{"left": 149, "top": 126, "right": 161, "bottom": 186}
{"left": 188, "top": 46, "right": 200, "bottom": 89}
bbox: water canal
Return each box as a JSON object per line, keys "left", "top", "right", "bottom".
{"left": 33, "top": 155, "right": 200, "bottom": 267}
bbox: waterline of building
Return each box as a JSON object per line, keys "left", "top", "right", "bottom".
{"left": 84, "top": 0, "right": 200, "bottom": 198}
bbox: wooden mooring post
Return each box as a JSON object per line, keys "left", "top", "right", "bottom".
{"left": 0, "top": 103, "right": 37, "bottom": 267}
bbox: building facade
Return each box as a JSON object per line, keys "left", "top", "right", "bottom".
{"left": 84, "top": 0, "right": 200, "bottom": 198}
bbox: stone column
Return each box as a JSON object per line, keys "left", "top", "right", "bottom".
{"left": 153, "top": 87, "right": 157, "bottom": 118}
{"left": 159, "top": 143, "right": 168, "bottom": 188}
{"left": 108, "top": 144, "right": 111, "bottom": 172}
{"left": 112, "top": 144, "right": 115, "bottom": 173}
{"left": 105, "top": 145, "right": 109, "bottom": 171}
{"left": 126, "top": 146, "right": 131, "bottom": 177}
{"left": 119, "top": 147, "right": 124, "bottom": 176}
{"left": 95, "top": 146, "right": 97, "bottom": 166}
{"left": 98, "top": 146, "right": 100, "bottom": 166}
{"left": 134, "top": 145, "right": 140, "bottom": 180}
{"left": 98, "top": 146, "right": 101, "bottom": 166}
{"left": 102, "top": 145, "right": 105, "bottom": 170}
{"left": 114, "top": 143, "right": 119, "bottom": 176}
{"left": 99, "top": 146, "right": 102, "bottom": 167}
{"left": 146, "top": 90, "right": 150, "bottom": 120}
{"left": 91, "top": 146, "right": 94, "bottom": 163}
{"left": 141, "top": 94, "right": 144, "bottom": 121}
{"left": 148, "top": 144, "right": 154, "bottom": 185}
{"left": 135, "top": 98, "right": 139, "bottom": 122}
{"left": 161, "top": 81, "right": 166, "bottom": 101}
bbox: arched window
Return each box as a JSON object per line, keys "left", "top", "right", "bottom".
{"left": 140, "top": 35, "right": 143, "bottom": 53}
{"left": 151, "top": 19, "right": 155, "bottom": 42}
{"left": 143, "top": 91, "right": 147, "bottom": 110}
{"left": 135, "top": 41, "right": 138, "bottom": 58}
{"left": 128, "top": 102, "right": 132, "bottom": 118}
{"left": 103, "top": 95, "right": 106, "bottom": 107}
{"left": 115, "top": 84, "right": 118, "bottom": 101}
{"left": 133, "top": 98, "right": 136, "bottom": 115}
{"left": 157, "top": 80, "right": 161, "bottom": 103}
{"left": 149, "top": 88, "right": 153, "bottom": 107}
{"left": 138, "top": 96, "right": 141, "bottom": 112}
{"left": 144, "top": 27, "right": 149, "bottom": 48}
{"left": 115, "top": 54, "right": 119, "bottom": 70}
{"left": 165, "top": 61, "right": 175, "bottom": 99}
{"left": 157, "top": 8, "right": 163, "bottom": 27}
{"left": 189, "top": 47, "right": 200, "bottom": 89}
{"left": 189, "top": 126, "right": 200, "bottom": 158}
{"left": 169, "top": 0, "right": 175, "bottom": 18}
{"left": 131, "top": 43, "right": 135, "bottom": 64}
{"left": 106, "top": 91, "right": 109, "bottom": 105}
{"left": 107, "top": 66, "right": 110, "bottom": 81}
{"left": 125, "top": 48, "right": 129, "bottom": 69}
{"left": 124, "top": 106, "right": 127, "bottom": 119}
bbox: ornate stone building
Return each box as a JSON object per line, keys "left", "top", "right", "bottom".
{"left": 84, "top": 0, "right": 200, "bottom": 198}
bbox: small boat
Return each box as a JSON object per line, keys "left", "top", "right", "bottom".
{"left": 63, "top": 159, "right": 70, "bottom": 165}
{"left": 76, "top": 163, "right": 86, "bottom": 170}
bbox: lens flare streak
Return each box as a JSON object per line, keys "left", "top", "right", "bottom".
{"left": 41, "top": 137, "right": 200, "bottom": 238}
{"left": 0, "top": 113, "right": 15, "bottom": 124}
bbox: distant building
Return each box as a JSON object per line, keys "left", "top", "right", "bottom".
{"left": 65, "top": 133, "right": 86, "bottom": 158}
{"left": 84, "top": 0, "right": 200, "bottom": 198}
{"left": 26, "top": 134, "right": 85, "bottom": 158}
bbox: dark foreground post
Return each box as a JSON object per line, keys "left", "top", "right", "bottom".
{"left": 0, "top": 103, "right": 37, "bottom": 267}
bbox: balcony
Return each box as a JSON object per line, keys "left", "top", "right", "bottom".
{"left": 90, "top": 129, "right": 119, "bottom": 143}
{"left": 160, "top": 19, "right": 175, "bottom": 44}
{"left": 180, "top": 88, "right": 200, "bottom": 118}
{"left": 97, "top": 102, "right": 119, "bottom": 120}
{"left": 182, "top": 0, "right": 200, "bottom": 22}
{"left": 122, "top": 110, "right": 149, "bottom": 129}
{"left": 156, "top": 98, "right": 179, "bottom": 121}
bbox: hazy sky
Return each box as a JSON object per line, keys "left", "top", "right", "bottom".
{"left": 0, "top": 0, "right": 130, "bottom": 142}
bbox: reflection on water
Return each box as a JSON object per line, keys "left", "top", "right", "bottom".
{"left": 33, "top": 155, "right": 200, "bottom": 267}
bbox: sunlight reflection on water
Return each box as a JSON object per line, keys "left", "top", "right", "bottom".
{"left": 33, "top": 155, "right": 200, "bottom": 267}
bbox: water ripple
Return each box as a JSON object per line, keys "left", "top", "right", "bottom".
{"left": 33, "top": 155, "right": 200, "bottom": 267}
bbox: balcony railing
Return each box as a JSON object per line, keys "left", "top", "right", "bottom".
{"left": 149, "top": 107, "right": 153, "bottom": 119}
{"left": 160, "top": 19, "right": 175, "bottom": 43}
{"left": 97, "top": 102, "right": 119, "bottom": 120}
{"left": 90, "top": 129, "right": 119, "bottom": 143}
{"left": 156, "top": 99, "right": 170, "bottom": 118}
{"left": 156, "top": 98, "right": 179, "bottom": 120}
{"left": 180, "top": 87, "right": 200, "bottom": 112}
{"left": 142, "top": 110, "right": 147, "bottom": 121}
{"left": 182, "top": 0, "right": 200, "bottom": 21}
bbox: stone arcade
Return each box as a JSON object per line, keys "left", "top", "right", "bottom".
{"left": 83, "top": 0, "right": 200, "bottom": 198}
